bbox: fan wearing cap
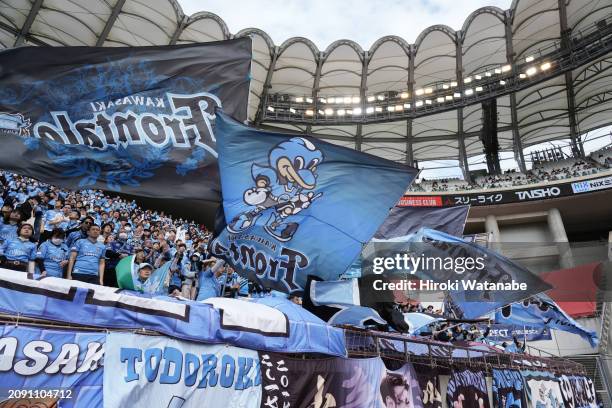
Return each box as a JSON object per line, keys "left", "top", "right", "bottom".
{"left": 134, "top": 262, "right": 154, "bottom": 293}
{"left": 196, "top": 257, "right": 226, "bottom": 301}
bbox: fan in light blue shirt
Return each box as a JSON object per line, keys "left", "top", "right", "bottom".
{"left": 36, "top": 229, "right": 69, "bottom": 278}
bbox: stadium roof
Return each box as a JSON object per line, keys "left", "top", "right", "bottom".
{"left": 1, "top": 0, "right": 612, "bottom": 166}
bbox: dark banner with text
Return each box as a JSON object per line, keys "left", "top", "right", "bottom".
{"left": 446, "top": 369, "right": 490, "bottom": 408}
{"left": 402, "top": 174, "right": 612, "bottom": 207}
{"left": 0, "top": 39, "right": 251, "bottom": 206}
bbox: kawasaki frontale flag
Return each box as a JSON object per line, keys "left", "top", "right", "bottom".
{"left": 211, "top": 113, "right": 418, "bottom": 293}
{"left": 361, "top": 228, "right": 552, "bottom": 319}
{"left": 374, "top": 205, "right": 469, "bottom": 239}
{"left": 0, "top": 39, "right": 251, "bottom": 208}
{"left": 495, "top": 294, "right": 598, "bottom": 347}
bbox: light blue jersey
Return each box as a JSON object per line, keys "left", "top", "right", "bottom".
{"left": 196, "top": 269, "right": 221, "bottom": 301}
{"left": 71, "top": 238, "right": 106, "bottom": 276}
{"left": 0, "top": 223, "right": 18, "bottom": 243}
{"left": 0, "top": 238, "right": 36, "bottom": 262}
{"left": 43, "top": 209, "right": 62, "bottom": 231}
{"left": 36, "top": 240, "right": 69, "bottom": 277}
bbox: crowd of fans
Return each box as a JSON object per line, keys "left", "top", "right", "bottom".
{"left": 0, "top": 171, "right": 531, "bottom": 352}
{"left": 0, "top": 171, "right": 262, "bottom": 302}
{"left": 409, "top": 152, "right": 611, "bottom": 192}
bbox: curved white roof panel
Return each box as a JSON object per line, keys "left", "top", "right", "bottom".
{"left": 1, "top": 0, "right": 612, "bottom": 163}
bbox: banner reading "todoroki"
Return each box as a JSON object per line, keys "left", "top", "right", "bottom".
{"left": 0, "top": 39, "right": 251, "bottom": 205}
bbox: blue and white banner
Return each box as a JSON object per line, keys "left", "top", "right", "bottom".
{"left": 309, "top": 278, "right": 360, "bottom": 307}
{"left": 486, "top": 324, "right": 552, "bottom": 342}
{"left": 0, "top": 270, "right": 346, "bottom": 357}
{"left": 104, "top": 332, "right": 261, "bottom": 408}
{"left": 492, "top": 369, "right": 527, "bottom": 408}
{"left": 0, "top": 325, "right": 104, "bottom": 408}
{"left": 210, "top": 112, "right": 417, "bottom": 293}
{"left": 0, "top": 39, "right": 251, "bottom": 207}
{"left": 495, "top": 295, "right": 598, "bottom": 347}
{"left": 522, "top": 370, "right": 563, "bottom": 408}
{"left": 327, "top": 305, "right": 387, "bottom": 328}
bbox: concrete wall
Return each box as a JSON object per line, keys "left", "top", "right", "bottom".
{"left": 499, "top": 222, "right": 553, "bottom": 243}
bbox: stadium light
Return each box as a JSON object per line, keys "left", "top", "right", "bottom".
{"left": 442, "top": 83, "right": 450, "bottom": 89}
{"left": 400, "top": 92, "right": 409, "bottom": 99}
{"left": 450, "top": 81, "right": 458, "bottom": 87}
{"left": 403, "top": 103, "right": 411, "bottom": 109}
{"left": 437, "top": 97, "right": 444, "bottom": 103}
{"left": 324, "top": 108, "right": 334, "bottom": 115}
{"left": 395, "top": 104, "right": 403, "bottom": 111}
{"left": 425, "top": 87, "right": 433, "bottom": 94}
{"left": 343, "top": 97, "right": 352, "bottom": 104}
{"left": 289, "top": 108, "right": 296, "bottom": 113}
{"left": 328, "top": 97, "right": 335, "bottom": 103}
{"left": 445, "top": 95, "right": 453, "bottom": 101}
{"left": 367, "top": 95, "right": 375, "bottom": 102}
{"left": 485, "top": 72, "right": 492, "bottom": 77}
{"left": 415, "top": 100, "right": 423, "bottom": 107}
{"left": 306, "top": 97, "right": 313, "bottom": 103}
{"left": 267, "top": 106, "right": 275, "bottom": 112}
{"left": 501, "top": 64, "right": 511, "bottom": 72}
{"left": 295, "top": 97, "right": 304, "bottom": 103}
{"left": 425, "top": 99, "right": 432, "bottom": 105}
{"left": 526, "top": 66, "right": 537, "bottom": 76}
{"left": 475, "top": 74, "right": 482, "bottom": 80}
{"left": 366, "top": 107, "right": 374, "bottom": 114}
{"left": 464, "top": 77, "right": 472, "bottom": 84}
{"left": 475, "top": 86, "right": 483, "bottom": 92}
{"left": 352, "top": 96, "right": 360, "bottom": 104}
{"left": 377, "top": 94, "right": 385, "bottom": 101}
{"left": 494, "top": 68, "right": 501, "bottom": 74}
{"left": 387, "top": 106, "right": 395, "bottom": 112}
{"left": 336, "top": 98, "right": 345, "bottom": 104}
{"left": 353, "top": 107, "right": 362, "bottom": 115}
{"left": 305, "top": 109, "right": 314, "bottom": 116}
{"left": 415, "top": 88, "right": 424, "bottom": 96}
{"left": 540, "top": 62, "right": 552, "bottom": 71}
{"left": 465, "top": 88, "right": 474, "bottom": 96}
{"left": 499, "top": 80, "right": 506, "bottom": 85}
{"left": 337, "top": 109, "right": 346, "bottom": 116}
{"left": 453, "top": 92, "right": 461, "bottom": 98}
{"left": 519, "top": 73, "right": 527, "bottom": 79}
{"left": 375, "top": 106, "right": 383, "bottom": 112}
{"left": 318, "top": 109, "right": 325, "bottom": 115}
{"left": 319, "top": 97, "right": 327, "bottom": 103}
{"left": 525, "top": 55, "right": 534, "bottom": 63}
